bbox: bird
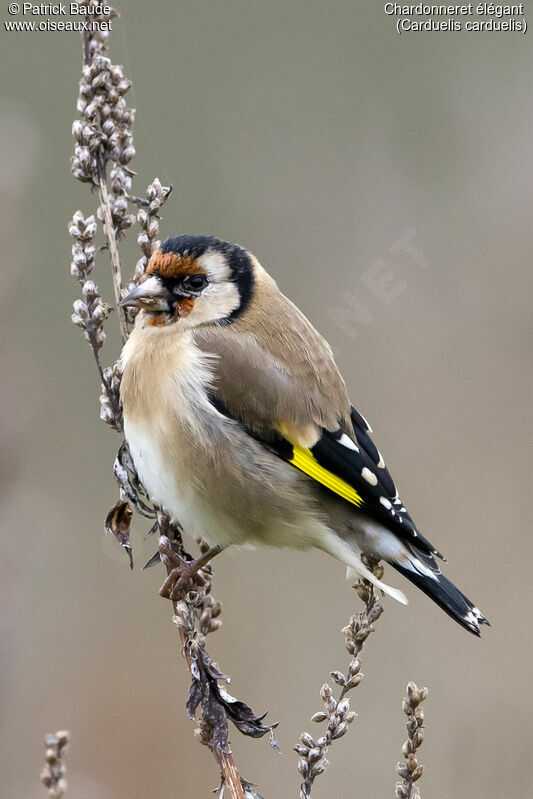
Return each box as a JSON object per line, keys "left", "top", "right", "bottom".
{"left": 119, "top": 234, "right": 488, "bottom": 636}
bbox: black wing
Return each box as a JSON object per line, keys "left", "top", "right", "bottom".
{"left": 210, "top": 394, "right": 444, "bottom": 562}
{"left": 303, "top": 407, "right": 445, "bottom": 561}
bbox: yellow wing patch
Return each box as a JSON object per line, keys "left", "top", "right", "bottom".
{"left": 290, "top": 444, "right": 364, "bottom": 508}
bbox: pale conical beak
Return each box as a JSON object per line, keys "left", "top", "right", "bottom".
{"left": 120, "top": 276, "right": 173, "bottom": 311}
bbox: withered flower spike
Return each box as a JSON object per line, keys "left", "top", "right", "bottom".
{"left": 122, "top": 179, "right": 171, "bottom": 330}
{"left": 296, "top": 556, "right": 384, "bottom": 799}
{"left": 69, "top": 210, "right": 123, "bottom": 431}
{"left": 41, "top": 731, "right": 69, "bottom": 798}
{"left": 395, "top": 682, "right": 428, "bottom": 799}
{"left": 72, "top": 1, "right": 139, "bottom": 342}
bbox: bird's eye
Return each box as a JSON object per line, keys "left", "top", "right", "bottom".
{"left": 183, "top": 274, "right": 208, "bottom": 292}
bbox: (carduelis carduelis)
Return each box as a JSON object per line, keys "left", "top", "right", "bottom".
{"left": 120, "top": 235, "right": 488, "bottom": 636}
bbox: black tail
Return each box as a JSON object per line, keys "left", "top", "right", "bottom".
{"left": 390, "top": 557, "right": 489, "bottom": 636}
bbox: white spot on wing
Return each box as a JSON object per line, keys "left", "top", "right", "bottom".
{"left": 339, "top": 433, "right": 359, "bottom": 452}
{"left": 377, "top": 451, "right": 385, "bottom": 468}
{"left": 379, "top": 497, "right": 392, "bottom": 509}
{"left": 361, "top": 467, "right": 377, "bottom": 486}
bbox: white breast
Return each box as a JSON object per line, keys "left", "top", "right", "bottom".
{"left": 121, "top": 324, "right": 249, "bottom": 546}
{"left": 123, "top": 417, "right": 200, "bottom": 534}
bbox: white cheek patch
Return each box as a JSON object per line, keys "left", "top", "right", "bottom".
{"left": 174, "top": 249, "right": 241, "bottom": 328}
{"left": 179, "top": 282, "right": 241, "bottom": 328}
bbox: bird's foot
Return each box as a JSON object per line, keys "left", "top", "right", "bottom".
{"left": 158, "top": 537, "right": 222, "bottom": 601}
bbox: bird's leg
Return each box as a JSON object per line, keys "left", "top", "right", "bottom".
{"left": 182, "top": 543, "right": 224, "bottom": 576}
{"left": 159, "top": 538, "right": 223, "bottom": 601}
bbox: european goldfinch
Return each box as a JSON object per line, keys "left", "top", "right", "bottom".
{"left": 120, "top": 235, "right": 488, "bottom": 636}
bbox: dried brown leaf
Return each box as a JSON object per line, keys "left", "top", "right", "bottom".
{"left": 105, "top": 499, "right": 133, "bottom": 568}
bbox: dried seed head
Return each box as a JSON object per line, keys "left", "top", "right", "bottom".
{"left": 297, "top": 759, "right": 309, "bottom": 777}
{"left": 395, "top": 782, "right": 409, "bottom": 798}
{"left": 337, "top": 699, "right": 350, "bottom": 716}
{"left": 407, "top": 682, "right": 420, "bottom": 706}
{"left": 348, "top": 657, "right": 360, "bottom": 675}
{"left": 396, "top": 682, "right": 428, "bottom": 797}
{"left": 354, "top": 582, "right": 370, "bottom": 602}
{"left": 332, "top": 722, "right": 347, "bottom": 740}
{"left": 396, "top": 764, "right": 410, "bottom": 779}
{"left": 330, "top": 670, "right": 345, "bottom": 686}
{"left": 406, "top": 753, "right": 417, "bottom": 773}
{"left": 320, "top": 683, "right": 333, "bottom": 701}
{"left": 346, "top": 673, "right": 363, "bottom": 690}
{"left": 310, "top": 759, "right": 328, "bottom": 777}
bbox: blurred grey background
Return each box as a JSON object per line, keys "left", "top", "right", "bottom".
{"left": 1, "top": 2, "right": 532, "bottom": 797}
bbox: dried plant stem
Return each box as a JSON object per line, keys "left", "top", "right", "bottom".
{"left": 296, "top": 558, "right": 384, "bottom": 799}
{"left": 97, "top": 170, "right": 128, "bottom": 342}
{"left": 218, "top": 753, "right": 248, "bottom": 799}
{"left": 158, "top": 519, "right": 256, "bottom": 799}
{"left": 395, "top": 683, "right": 428, "bottom": 799}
